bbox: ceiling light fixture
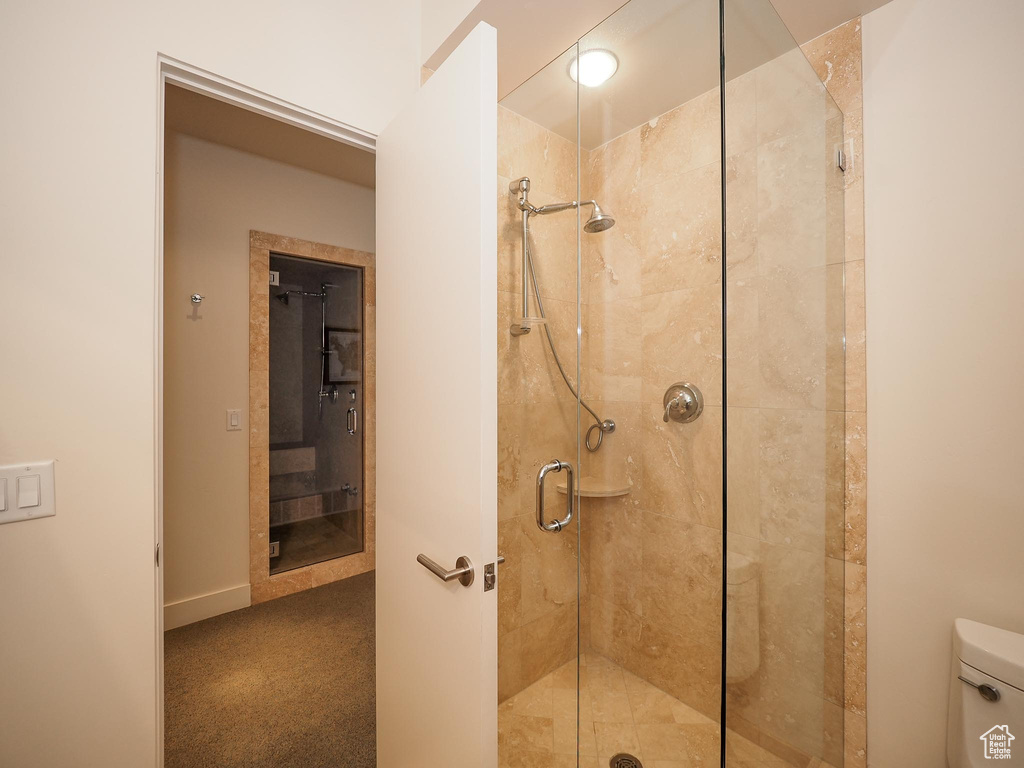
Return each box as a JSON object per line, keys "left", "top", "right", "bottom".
{"left": 569, "top": 49, "right": 618, "bottom": 87}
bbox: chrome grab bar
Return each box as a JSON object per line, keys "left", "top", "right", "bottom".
{"left": 417, "top": 554, "right": 474, "bottom": 587}
{"left": 536, "top": 459, "right": 574, "bottom": 533}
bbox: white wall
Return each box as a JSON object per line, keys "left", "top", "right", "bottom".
{"left": 421, "top": 0, "right": 480, "bottom": 64}
{"left": 163, "top": 133, "right": 374, "bottom": 620}
{"left": 862, "top": 0, "right": 1024, "bottom": 764}
{"left": 0, "top": 3, "right": 417, "bottom": 765}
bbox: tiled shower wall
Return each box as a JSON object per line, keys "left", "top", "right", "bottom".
{"left": 801, "top": 19, "right": 868, "bottom": 768}
{"left": 580, "top": 42, "right": 847, "bottom": 766}
{"left": 495, "top": 18, "right": 866, "bottom": 765}
{"left": 580, "top": 82, "right": 728, "bottom": 725}
{"left": 497, "top": 107, "right": 582, "bottom": 701}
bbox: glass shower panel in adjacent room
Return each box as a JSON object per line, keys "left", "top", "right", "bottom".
{"left": 724, "top": 0, "right": 847, "bottom": 764}
{"left": 269, "top": 253, "right": 365, "bottom": 574}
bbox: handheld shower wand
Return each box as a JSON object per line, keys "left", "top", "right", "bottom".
{"left": 508, "top": 176, "right": 617, "bottom": 452}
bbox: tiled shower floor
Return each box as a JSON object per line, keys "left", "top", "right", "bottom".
{"left": 498, "top": 653, "right": 833, "bottom": 768}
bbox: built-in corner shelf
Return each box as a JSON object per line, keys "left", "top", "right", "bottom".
{"left": 556, "top": 475, "right": 631, "bottom": 498}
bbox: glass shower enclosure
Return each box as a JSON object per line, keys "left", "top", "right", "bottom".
{"left": 268, "top": 254, "right": 365, "bottom": 574}
{"left": 496, "top": 0, "right": 846, "bottom": 764}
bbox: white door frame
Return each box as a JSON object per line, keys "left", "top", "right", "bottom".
{"left": 152, "top": 54, "right": 379, "bottom": 766}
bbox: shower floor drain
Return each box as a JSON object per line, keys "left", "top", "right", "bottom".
{"left": 609, "top": 754, "right": 644, "bottom": 768}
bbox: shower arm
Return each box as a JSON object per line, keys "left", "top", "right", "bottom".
{"left": 533, "top": 199, "right": 597, "bottom": 216}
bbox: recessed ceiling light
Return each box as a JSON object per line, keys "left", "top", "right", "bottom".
{"left": 569, "top": 49, "right": 618, "bottom": 88}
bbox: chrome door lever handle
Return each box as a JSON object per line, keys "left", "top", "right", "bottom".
{"left": 536, "top": 459, "right": 574, "bottom": 533}
{"left": 417, "top": 554, "right": 474, "bottom": 587}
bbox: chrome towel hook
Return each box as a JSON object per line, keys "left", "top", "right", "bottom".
{"left": 191, "top": 293, "right": 205, "bottom": 304}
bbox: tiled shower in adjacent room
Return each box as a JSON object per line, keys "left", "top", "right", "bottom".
{"left": 495, "top": 0, "right": 847, "bottom": 764}
{"left": 269, "top": 254, "right": 365, "bottom": 574}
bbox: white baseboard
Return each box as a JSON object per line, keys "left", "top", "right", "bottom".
{"left": 164, "top": 584, "right": 251, "bottom": 630}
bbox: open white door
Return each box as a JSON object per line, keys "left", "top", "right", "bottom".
{"left": 375, "top": 22, "right": 498, "bottom": 768}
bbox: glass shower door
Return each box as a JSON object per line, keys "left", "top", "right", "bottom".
{"left": 495, "top": 0, "right": 845, "bottom": 763}
{"left": 268, "top": 254, "right": 365, "bottom": 574}
{"left": 723, "top": 0, "right": 847, "bottom": 764}
{"left": 497, "top": 42, "right": 584, "bottom": 766}
{"left": 577, "top": 1, "right": 726, "bottom": 765}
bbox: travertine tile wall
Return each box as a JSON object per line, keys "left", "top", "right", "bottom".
{"left": 580, "top": 38, "right": 851, "bottom": 768}
{"left": 724, "top": 48, "right": 847, "bottom": 767}
{"left": 497, "top": 107, "right": 583, "bottom": 702}
{"left": 580, "top": 84, "right": 727, "bottom": 724}
{"left": 802, "top": 19, "right": 868, "bottom": 768}
{"left": 496, "top": 20, "right": 867, "bottom": 766}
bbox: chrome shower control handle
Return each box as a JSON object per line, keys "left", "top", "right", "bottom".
{"left": 536, "top": 459, "right": 574, "bottom": 533}
{"left": 663, "top": 382, "right": 704, "bottom": 424}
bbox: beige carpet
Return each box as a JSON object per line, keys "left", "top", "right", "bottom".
{"left": 165, "top": 571, "right": 375, "bottom": 768}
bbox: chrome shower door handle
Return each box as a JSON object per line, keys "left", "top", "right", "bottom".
{"left": 536, "top": 459, "right": 574, "bottom": 533}
{"left": 347, "top": 407, "right": 358, "bottom": 435}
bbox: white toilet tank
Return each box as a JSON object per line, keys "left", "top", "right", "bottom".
{"left": 948, "top": 618, "right": 1024, "bottom": 766}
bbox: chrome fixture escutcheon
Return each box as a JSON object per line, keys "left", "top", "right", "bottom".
{"left": 662, "top": 382, "right": 704, "bottom": 424}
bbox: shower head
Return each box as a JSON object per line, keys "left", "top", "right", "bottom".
{"left": 584, "top": 203, "right": 615, "bottom": 233}
{"left": 276, "top": 292, "right": 290, "bottom": 305}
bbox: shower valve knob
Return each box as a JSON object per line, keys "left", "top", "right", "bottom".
{"left": 663, "top": 382, "right": 704, "bottom": 424}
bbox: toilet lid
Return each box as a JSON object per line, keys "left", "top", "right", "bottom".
{"left": 955, "top": 618, "right": 1024, "bottom": 692}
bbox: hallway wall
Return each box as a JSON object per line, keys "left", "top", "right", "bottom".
{"left": 163, "top": 132, "right": 374, "bottom": 625}
{"left": 862, "top": 0, "right": 1024, "bottom": 764}
{"left": 0, "top": 2, "right": 419, "bottom": 764}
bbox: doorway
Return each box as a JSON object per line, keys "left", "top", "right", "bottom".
{"left": 159, "top": 25, "right": 503, "bottom": 767}
{"left": 160, "top": 74, "right": 378, "bottom": 767}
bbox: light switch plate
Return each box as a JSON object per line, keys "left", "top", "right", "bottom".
{"left": 0, "top": 461, "right": 55, "bottom": 525}
{"left": 226, "top": 409, "right": 242, "bottom": 431}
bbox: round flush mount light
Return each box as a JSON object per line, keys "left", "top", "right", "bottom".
{"left": 569, "top": 49, "right": 618, "bottom": 87}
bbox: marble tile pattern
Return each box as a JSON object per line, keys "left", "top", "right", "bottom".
{"left": 575, "top": 27, "right": 858, "bottom": 768}
{"left": 248, "top": 232, "right": 376, "bottom": 604}
{"left": 801, "top": 19, "right": 869, "bottom": 768}
{"left": 499, "top": 653, "right": 839, "bottom": 768}
{"left": 497, "top": 106, "right": 583, "bottom": 701}
{"left": 497, "top": 17, "right": 866, "bottom": 766}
